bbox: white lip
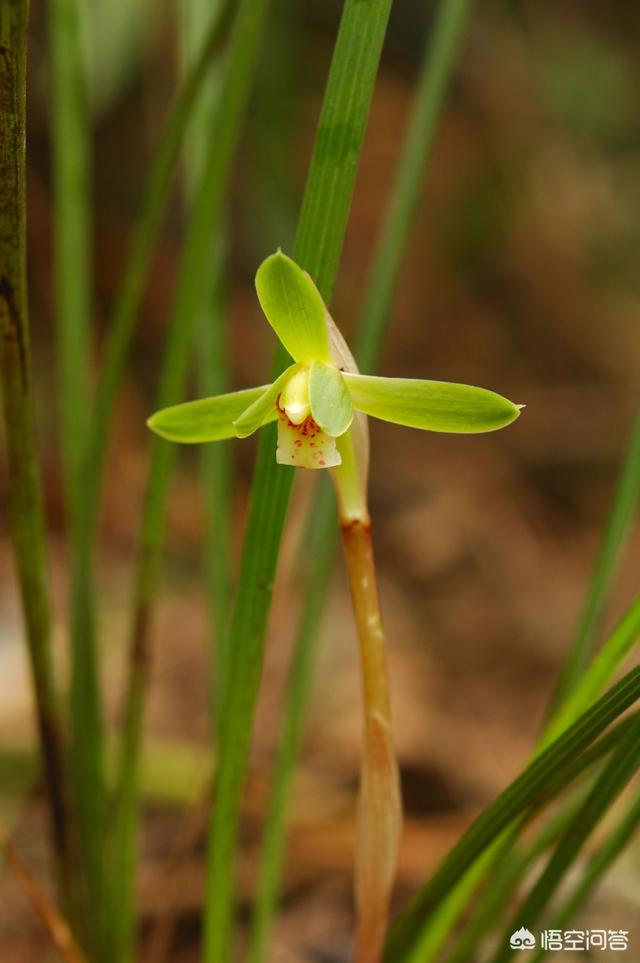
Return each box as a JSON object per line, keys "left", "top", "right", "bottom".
{"left": 276, "top": 411, "right": 341, "bottom": 470}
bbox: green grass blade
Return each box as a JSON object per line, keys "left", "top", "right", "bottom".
{"left": 383, "top": 666, "right": 640, "bottom": 961}
{"left": 548, "top": 410, "right": 640, "bottom": 714}
{"left": 392, "top": 421, "right": 640, "bottom": 961}
{"left": 49, "top": 0, "right": 92, "bottom": 519}
{"left": 197, "top": 256, "right": 234, "bottom": 717}
{"left": 49, "top": 0, "right": 104, "bottom": 943}
{"left": 356, "top": 0, "right": 474, "bottom": 374}
{"left": 411, "top": 593, "right": 640, "bottom": 959}
{"left": 442, "top": 712, "right": 640, "bottom": 963}
{"left": 442, "top": 794, "right": 589, "bottom": 963}
{"left": 529, "top": 791, "right": 640, "bottom": 963}
{"left": 401, "top": 713, "right": 637, "bottom": 963}
{"left": 246, "top": 490, "right": 336, "bottom": 963}
{"left": 491, "top": 714, "right": 640, "bottom": 963}
{"left": 0, "top": 0, "right": 76, "bottom": 921}
{"left": 109, "top": 1, "right": 275, "bottom": 959}
{"left": 56, "top": 7, "right": 233, "bottom": 956}
{"left": 541, "top": 594, "right": 640, "bottom": 751}
{"left": 248, "top": 4, "right": 475, "bottom": 957}
{"left": 181, "top": 0, "right": 233, "bottom": 722}
{"left": 203, "top": 3, "right": 395, "bottom": 961}
{"left": 78, "top": 0, "right": 231, "bottom": 538}
{"left": 67, "top": 0, "right": 233, "bottom": 751}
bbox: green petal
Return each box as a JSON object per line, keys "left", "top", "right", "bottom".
{"left": 343, "top": 373, "right": 523, "bottom": 433}
{"left": 147, "top": 386, "right": 270, "bottom": 443}
{"left": 233, "top": 362, "right": 304, "bottom": 439}
{"left": 308, "top": 362, "right": 353, "bottom": 437}
{"left": 255, "top": 250, "right": 331, "bottom": 363}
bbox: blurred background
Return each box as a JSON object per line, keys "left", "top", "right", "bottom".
{"left": 1, "top": 0, "right": 639, "bottom": 959}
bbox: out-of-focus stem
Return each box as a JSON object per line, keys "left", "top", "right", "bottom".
{"left": 0, "top": 0, "right": 76, "bottom": 921}
{"left": 0, "top": 823, "right": 87, "bottom": 963}
{"left": 334, "top": 436, "right": 402, "bottom": 963}
{"left": 49, "top": 0, "right": 92, "bottom": 523}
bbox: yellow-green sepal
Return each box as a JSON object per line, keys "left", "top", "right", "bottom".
{"left": 147, "top": 385, "right": 270, "bottom": 443}
{"left": 343, "top": 372, "right": 523, "bottom": 433}
{"left": 255, "top": 251, "right": 332, "bottom": 364}
{"left": 308, "top": 362, "right": 353, "bottom": 437}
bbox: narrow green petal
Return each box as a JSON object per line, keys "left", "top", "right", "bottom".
{"left": 147, "top": 386, "right": 270, "bottom": 443}
{"left": 233, "top": 362, "right": 304, "bottom": 439}
{"left": 255, "top": 251, "right": 331, "bottom": 363}
{"left": 343, "top": 372, "right": 523, "bottom": 434}
{"left": 308, "top": 362, "right": 353, "bottom": 437}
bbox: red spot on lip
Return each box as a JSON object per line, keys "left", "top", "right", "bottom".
{"left": 319, "top": 460, "right": 326, "bottom": 466}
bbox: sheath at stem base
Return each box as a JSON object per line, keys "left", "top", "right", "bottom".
{"left": 340, "top": 518, "right": 402, "bottom": 963}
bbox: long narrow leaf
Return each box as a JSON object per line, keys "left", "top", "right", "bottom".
{"left": 49, "top": 0, "right": 92, "bottom": 512}
{"left": 491, "top": 714, "right": 640, "bottom": 963}
{"left": 61, "top": 9, "right": 232, "bottom": 952}
{"left": 181, "top": 0, "right": 234, "bottom": 721}
{"left": 383, "top": 666, "right": 640, "bottom": 960}
{"left": 443, "top": 793, "right": 589, "bottom": 963}
{"left": 414, "top": 593, "right": 640, "bottom": 959}
{"left": 68, "top": 0, "right": 233, "bottom": 767}
{"left": 529, "top": 791, "right": 640, "bottom": 963}
{"left": 49, "top": 0, "right": 102, "bottom": 943}
{"left": 541, "top": 594, "right": 640, "bottom": 751}
{"left": 548, "top": 410, "right": 640, "bottom": 713}
{"left": 67, "top": 0, "right": 232, "bottom": 780}
{"left": 108, "top": 1, "right": 270, "bottom": 959}
{"left": 404, "top": 713, "right": 638, "bottom": 963}
{"left": 0, "top": 0, "right": 76, "bottom": 924}
{"left": 443, "top": 712, "right": 640, "bottom": 963}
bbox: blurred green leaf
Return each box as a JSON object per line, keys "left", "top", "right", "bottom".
{"left": 491, "top": 713, "right": 640, "bottom": 963}
{"left": 85, "top": 0, "right": 169, "bottom": 115}
{"left": 384, "top": 665, "right": 640, "bottom": 961}
{"left": 548, "top": 413, "right": 640, "bottom": 713}
{"left": 536, "top": 29, "right": 635, "bottom": 146}
{"left": 529, "top": 791, "right": 640, "bottom": 963}
{"left": 542, "top": 594, "right": 640, "bottom": 751}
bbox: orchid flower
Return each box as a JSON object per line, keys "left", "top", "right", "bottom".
{"left": 148, "top": 250, "right": 521, "bottom": 475}
{"left": 148, "top": 250, "right": 522, "bottom": 963}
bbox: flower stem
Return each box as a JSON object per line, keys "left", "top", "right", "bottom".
{"left": 340, "top": 517, "right": 402, "bottom": 963}
{"left": 333, "top": 435, "right": 402, "bottom": 963}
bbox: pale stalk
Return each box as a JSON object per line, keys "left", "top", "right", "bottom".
{"left": 332, "top": 431, "right": 402, "bottom": 963}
